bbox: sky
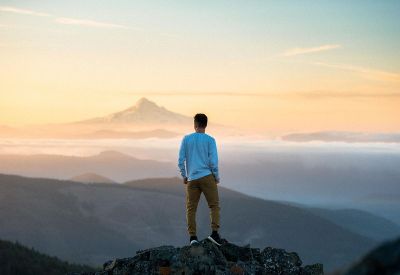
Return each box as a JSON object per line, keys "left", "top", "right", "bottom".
{"left": 0, "top": 0, "right": 399, "bottom": 134}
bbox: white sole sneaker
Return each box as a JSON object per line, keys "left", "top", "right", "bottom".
{"left": 190, "top": 240, "right": 199, "bottom": 245}
{"left": 207, "top": 236, "right": 222, "bottom": 246}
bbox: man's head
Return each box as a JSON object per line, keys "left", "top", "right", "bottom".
{"left": 194, "top": 113, "right": 207, "bottom": 131}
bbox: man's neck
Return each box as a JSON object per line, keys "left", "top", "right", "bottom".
{"left": 195, "top": 129, "right": 206, "bottom": 133}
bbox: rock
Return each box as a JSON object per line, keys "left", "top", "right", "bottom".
{"left": 72, "top": 239, "right": 323, "bottom": 275}
{"left": 344, "top": 236, "right": 400, "bottom": 275}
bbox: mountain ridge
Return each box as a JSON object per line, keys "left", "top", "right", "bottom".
{"left": 70, "top": 173, "right": 117, "bottom": 184}
{"left": 0, "top": 172, "right": 377, "bottom": 271}
{"left": 0, "top": 150, "right": 176, "bottom": 182}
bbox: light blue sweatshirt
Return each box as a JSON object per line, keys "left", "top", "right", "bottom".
{"left": 178, "top": 132, "right": 220, "bottom": 182}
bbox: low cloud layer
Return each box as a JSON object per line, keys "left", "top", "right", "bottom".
{"left": 311, "top": 62, "right": 400, "bottom": 83}
{"left": 282, "top": 131, "right": 400, "bottom": 143}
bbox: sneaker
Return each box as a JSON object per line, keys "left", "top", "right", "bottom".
{"left": 190, "top": 235, "right": 199, "bottom": 245}
{"left": 207, "top": 231, "right": 223, "bottom": 246}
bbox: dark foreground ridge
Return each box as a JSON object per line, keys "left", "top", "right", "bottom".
{"left": 344, "top": 236, "right": 400, "bottom": 275}
{"left": 72, "top": 239, "right": 323, "bottom": 275}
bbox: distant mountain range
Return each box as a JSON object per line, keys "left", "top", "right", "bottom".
{"left": 70, "top": 173, "right": 117, "bottom": 184}
{"left": 0, "top": 150, "right": 177, "bottom": 182}
{"left": 0, "top": 97, "right": 238, "bottom": 138}
{"left": 0, "top": 172, "right": 387, "bottom": 272}
{"left": 305, "top": 207, "right": 400, "bottom": 242}
{"left": 1, "top": 149, "right": 400, "bottom": 226}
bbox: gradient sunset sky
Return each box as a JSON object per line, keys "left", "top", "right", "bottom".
{"left": 0, "top": 0, "right": 399, "bottom": 134}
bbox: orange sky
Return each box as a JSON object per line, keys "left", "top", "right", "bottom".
{"left": 0, "top": 1, "right": 399, "bottom": 134}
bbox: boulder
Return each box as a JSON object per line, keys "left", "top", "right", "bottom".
{"left": 72, "top": 239, "right": 323, "bottom": 275}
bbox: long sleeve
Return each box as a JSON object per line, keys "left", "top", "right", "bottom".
{"left": 208, "top": 138, "right": 220, "bottom": 182}
{"left": 178, "top": 136, "right": 187, "bottom": 178}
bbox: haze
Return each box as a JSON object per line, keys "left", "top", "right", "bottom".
{"left": 1, "top": 1, "right": 400, "bottom": 135}
{"left": 1, "top": 2, "right": 400, "bottom": 272}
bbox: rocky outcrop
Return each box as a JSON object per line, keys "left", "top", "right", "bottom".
{"left": 74, "top": 239, "right": 323, "bottom": 275}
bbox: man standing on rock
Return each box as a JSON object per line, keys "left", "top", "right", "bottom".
{"left": 178, "top": 113, "right": 223, "bottom": 246}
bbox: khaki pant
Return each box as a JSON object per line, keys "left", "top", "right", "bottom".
{"left": 186, "top": 173, "right": 220, "bottom": 236}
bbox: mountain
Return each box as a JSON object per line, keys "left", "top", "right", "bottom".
{"left": 0, "top": 173, "right": 141, "bottom": 266}
{"left": 0, "top": 239, "right": 98, "bottom": 275}
{"left": 68, "top": 97, "right": 235, "bottom": 136}
{"left": 1, "top": 150, "right": 399, "bottom": 229}
{"left": 0, "top": 173, "right": 377, "bottom": 271}
{"left": 306, "top": 207, "right": 400, "bottom": 242}
{"left": 121, "top": 178, "right": 400, "bottom": 243}
{"left": 70, "top": 173, "right": 117, "bottom": 184}
{"left": 219, "top": 152, "right": 400, "bottom": 225}
{"left": 0, "top": 150, "right": 177, "bottom": 182}
{"left": 0, "top": 97, "right": 239, "bottom": 138}
{"left": 74, "top": 240, "right": 323, "bottom": 275}
{"left": 73, "top": 97, "right": 192, "bottom": 126}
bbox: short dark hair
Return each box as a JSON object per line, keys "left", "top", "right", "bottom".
{"left": 194, "top": 113, "right": 208, "bottom": 128}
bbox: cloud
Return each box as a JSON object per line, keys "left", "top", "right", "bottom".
{"left": 283, "top": 44, "right": 342, "bottom": 57}
{"left": 54, "top": 17, "right": 129, "bottom": 29}
{"left": 296, "top": 91, "right": 400, "bottom": 98}
{"left": 311, "top": 62, "right": 400, "bottom": 82}
{"left": 0, "top": 6, "right": 131, "bottom": 30}
{"left": 0, "top": 6, "right": 50, "bottom": 17}
{"left": 282, "top": 131, "right": 400, "bottom": 143}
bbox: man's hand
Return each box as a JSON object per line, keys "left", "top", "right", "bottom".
{"left": 213, "top": 174, "right": 220, "bottom": 184}
{"left": 183, "top": 177, "right": 188, "bottom": 184}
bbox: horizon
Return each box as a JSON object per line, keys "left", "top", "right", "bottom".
{"left": 1, "top": 95, "right": 400, "bottom": 137}
{"left": 1, "top": 1, "right": 400, "bottom": 135}
{"left": 1, "top": 2, "right": 400, "bottom": 273}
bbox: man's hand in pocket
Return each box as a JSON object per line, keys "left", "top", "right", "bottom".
{"left": 213, "top": 175, "right": 220, "bottom": 184}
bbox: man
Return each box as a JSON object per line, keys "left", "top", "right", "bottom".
{"left": 178, "top": 113, "right": 223, "bottom": 246}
